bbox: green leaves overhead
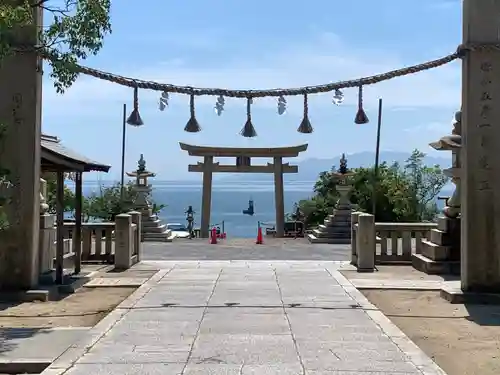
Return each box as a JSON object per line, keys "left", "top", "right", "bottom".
{"left": 0, "top": 0, "right": 112, "bottom": 92}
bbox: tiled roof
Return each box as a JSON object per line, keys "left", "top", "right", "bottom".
{"left": 41, "top": 134, "right": 111, "bottom": 172}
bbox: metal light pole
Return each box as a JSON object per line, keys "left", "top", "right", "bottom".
{"left": 372, "top": 98, "right": 383, "bottom": 218}
{"left": 120, "top": 103, "right": 127, "bottom": 202}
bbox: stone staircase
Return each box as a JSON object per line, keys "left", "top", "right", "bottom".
{"left": 307, "top": 203, "right": 352, "bottom": 244}
{"left": 412, "top": 216, "right": 460, "bottom": 275}
{"left": 141, "top": 209, "right": 174, "bottom": 242}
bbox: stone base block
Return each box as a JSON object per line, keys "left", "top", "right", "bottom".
{"left": 429, "top": 229, "right": 451, "bottom": 246}
{"left": 421, "top": 240, "right": 451, "bottom": 261}
{"left": 307, "top": 234, "right": 350, "bottom": 244}
{"left": 440, "top": 285, "right": 500, "bottom": 305}
{"left": 0, "top": 360, "right": 49, "bottom": 374}
{"left": 0, "top": 290, "right": 49, "bottom": 302}
{"left": 412, "top": 254, "right": 460, "bottom": 275}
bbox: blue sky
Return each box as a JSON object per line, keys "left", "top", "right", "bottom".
{"left": 42, "top": 0, "right": 462, "bottom": 180}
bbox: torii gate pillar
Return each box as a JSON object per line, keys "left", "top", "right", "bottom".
{"left": 200, "top": 156, "right": 214, "bottom": 238}
{"left": 273, "top": 157, "right": 285, "bottom": 238}
{"left": 460, "top": 0, "right": 500, "bottom": 294}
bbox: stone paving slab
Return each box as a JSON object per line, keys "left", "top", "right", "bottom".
{"left": 84, "top": 277, "right": 148, "bottom": 288}
{"left": 348, "top": 278, "right": 461, "bottom": 290}
{"left": 43, "top": 261, "right": 447, "bottom": 375}
{"left": 0, "top": 327, "right": 89, "bottom": 373}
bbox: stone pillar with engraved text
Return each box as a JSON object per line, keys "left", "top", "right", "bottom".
{"left": 461, "top": 0, "right": 500, "bottom": 293}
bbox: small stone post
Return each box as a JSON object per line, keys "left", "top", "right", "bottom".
{"left": 114, "top": 214, "right": 132, "bottom": 270}
{"left": 356, "top": 213, "right": 375, "bottom": 272}
{"left": 128, "top": 211, "right": 142, "bottom": 262}
{"left": 351, "top": 212, "right": 361, "bottom": 265}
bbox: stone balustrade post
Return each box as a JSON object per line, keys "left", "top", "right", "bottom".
{"left": 114, "top": 214, "right": 132, "bottom": 270}
{"left": 128, "top": 211, "right": 142, "bottom": 262}
{"left": 38, "top": 214, "right": 56, "bottom": 276}
{"left": 356, "top": 213, "right": 375, "bottom": 272}
{"left": 351, "top": 212, "right": 361, "bottom": 265}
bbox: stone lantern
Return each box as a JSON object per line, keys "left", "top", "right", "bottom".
{"left": 126, "top": 154, "right": 156, "bottom": 212}
{"left": 307, "top": 153, "right": 355, "bottom": 244}
{"left": 126, "top": 154, "right": 172, "bottom": 242}
{"left": 332, "top": 154, "right": 355, "bottom": 210}
{"left": 412, "top": 110, "right": 461, "bottom": 274}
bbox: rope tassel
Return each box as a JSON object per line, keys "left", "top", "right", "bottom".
{"left": 354, "top": 85, "right": 369, "bottom": 124}
{"left": 297, "top": 93, "right": 313, "bottom": 134}
{"left": 126, "top": 87, "right": 144, "bottom": 126}
{"left": 240, "top": 98, "right": 257, "bottom": 137}
{"left": 184, "top": 94, "right": 201, "bottom": 133}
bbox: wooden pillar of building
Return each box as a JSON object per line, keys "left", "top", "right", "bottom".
{"left": 461, "top": 0, "right": 500, "bottom": 292}
{"left": 74, "top": 172, "right": 83, "bottom": 274}
{"left": 274, "top": 156, "right": 285, "bottom": 238}
{"left": 200, "top": 156, "right": 214, "bottom": 238}
{"left": 0, "top": 3, "right": 43, "bottom": 290}
{"left": 55, "top": 170, "right": 64, "bottom": 284}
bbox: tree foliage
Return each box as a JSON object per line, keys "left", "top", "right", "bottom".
{"left": 297, "top": 149, "right": 449, "bottom": 228}
{"left": 44, "top": 180, "right": 167, "bottom": 223}
{"left": 0, "top": 0, "right": 112, "bottom": 92}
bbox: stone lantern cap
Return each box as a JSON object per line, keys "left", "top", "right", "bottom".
{"left": 429, "top": 110, "right": 462, "bottom": 151}
{"left": 126, "top": 154, "right": 156, "bottom": 178}
{"left": 331, "top": 153, "right": 355, "bottom": 178}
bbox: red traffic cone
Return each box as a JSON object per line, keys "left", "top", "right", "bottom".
{"left": 210, "top": 227, "right": 217, "bottom": 244}
{"left": 256, "top": 226, "right": 263, "bottom": 245}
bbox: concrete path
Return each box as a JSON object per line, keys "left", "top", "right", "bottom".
{"left": 45, "top": 261, "right": 446, "bottom": 375}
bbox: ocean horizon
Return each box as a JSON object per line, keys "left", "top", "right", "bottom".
{"left": 70, "top": 179, "right": 454, "bottom": 238}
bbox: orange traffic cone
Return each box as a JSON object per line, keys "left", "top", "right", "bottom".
{"left": 256, "top": 226, "right": 263, "bottom": 245}
{"left": 210, "top": 227, "right": 217, "bottom": 244}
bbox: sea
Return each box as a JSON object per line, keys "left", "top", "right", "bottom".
{"left": 79, "top": 180, "right": 316, "bottom": 238}
{"left": 77, "top": 179, "right": 453, "bottom": 239}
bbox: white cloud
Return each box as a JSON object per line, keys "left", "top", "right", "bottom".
{"left": 42, "top": 32, "right": 461, "bottom": 116}
{"left": 404, "top": 121, "right": 454, "bottom": 135}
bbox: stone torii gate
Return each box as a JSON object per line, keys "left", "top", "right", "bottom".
{"left": 179, "top": 142, "right": 308, "bottom": 238}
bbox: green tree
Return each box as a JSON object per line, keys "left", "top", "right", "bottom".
{"left": 0, "top": 0, "right": 112, "bottom": 92}
{"left": 295, "top": 150, "right": 449, "bottom": 228}
{"left": 86, "top": 182, "right": 167, "bottom": 222}
{"left": 401, "top": 149, "right": 448, "bottom": 221}
{"left": 43, "top": 172, "right": 77, "bottom": 215}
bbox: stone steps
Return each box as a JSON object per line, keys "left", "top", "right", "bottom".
{"left": 143, "top": 230, "right": 173, "bottom": 242}
{"left": 312, "top": 229, "right": 351, "bottom": 238}
{"left": 142, "top": 219, "right": 162, "bottom": 227}
{"left": 412, "top": 253, "right": 460, "bottom": 275}
{"left": 307, "top": 233, "right": 351, "bottom": 244}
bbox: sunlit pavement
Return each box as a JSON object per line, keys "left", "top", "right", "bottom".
{"left": 55, "top": 261, "right": 438, "bottom": 375}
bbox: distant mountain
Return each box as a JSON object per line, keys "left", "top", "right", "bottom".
{"left": 217, "top": 151, "right": 451, "bottom": 182}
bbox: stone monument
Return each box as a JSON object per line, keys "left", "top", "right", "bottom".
{"left": 412, "top": 111, "right": 461, "bottom": 275}
{"left": 126, "top": 155, "right": 172, "bottom": 242}
{"left": 308, "top": 154, "right": 354, "bottom": 244}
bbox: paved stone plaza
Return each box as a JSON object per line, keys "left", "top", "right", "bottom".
{"left": 45, "top": 260, "right": 446, "bottom": 375}
{"left": 141, "top": 240, "right": 351, "bottom": 261}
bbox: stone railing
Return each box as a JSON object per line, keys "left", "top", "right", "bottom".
{"left": 62, "top": 222, "right": 115, "bottom": 262}
{"left": 351, "top": 212, "right": 437, "bottom": 270}
{"left": 39, "top": 211, "right": 142, "bottom": 275}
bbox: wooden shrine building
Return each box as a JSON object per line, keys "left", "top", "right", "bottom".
{"left": 41, "top": 134, "right": 110, "bottom": 282}
{"left": 179, "top": 142, "right": 308, "bottom": 238}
